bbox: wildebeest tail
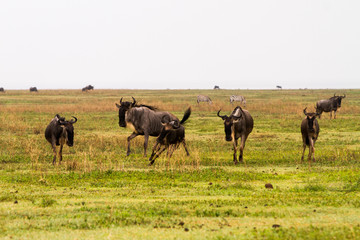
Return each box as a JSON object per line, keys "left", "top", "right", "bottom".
{"left": 180, "top": 107, "right": 191, "bottom": 125}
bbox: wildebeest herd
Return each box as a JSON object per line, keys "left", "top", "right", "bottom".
{"left": 45, "top": 94, "right": 346, "bottom": 166}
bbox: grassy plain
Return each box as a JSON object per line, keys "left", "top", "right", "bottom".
{"left": 0, "top": 89, "right": 360, "bottom": 239}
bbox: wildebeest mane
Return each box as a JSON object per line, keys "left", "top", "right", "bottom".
{"left": 135, "top": 104, "right": 157, "bottom": 111}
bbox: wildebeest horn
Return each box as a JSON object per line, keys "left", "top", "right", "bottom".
{"left": 343, "top": 93, "right": 346, "bottom": 98}
{"left": 131, "top": 96, "right": 136, "bottom": 106}
{"left": 161, "top": 115, "right": 170, "bottom": 124}
{"left": 303, "top": 107, "right": 308, "bottom": 115}
{"left": 70, "top": 116, "right": 77, "bottom": 123}
{"left": 171, "top": 120, "right": 180, "bottom": 129}
{"left": 217, "top": 110, "right": 227, "bottom": 120}
{"left": 120, "top": 97, "right": 123, "bottom": 104}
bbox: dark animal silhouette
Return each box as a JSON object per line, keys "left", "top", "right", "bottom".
{"left": 276, "top": 86, "right": 282, "bottom": 89}
{"left": 316, "top": 94, "right": 346, "bottom": 119}
{"left": 0, "top": 87, "right": 4, "bottom": 92}
{"left": 214, "top": 85, "right": 220, "bottom": 90}
{"left": 148, "top": 107, "right": 191, "bottom": 165}
{"left": 301, "top": 108, "right": 320, "bottom": 164}
{"left": 217, "top": 106, "right": 253, "bottom": 165}
{"left": 116, "top": 97, "right": 179, "bottom": 156}
{"left": 45, "top": 114, "right": 77, "bottom": 164}
{"left": 82, "top": 85, "right": 94, "bottom": 91}
{"left": 30, "top": 87, "right": 38, "bottom": 92}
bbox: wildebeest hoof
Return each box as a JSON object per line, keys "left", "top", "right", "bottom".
{"left": 126, "top": 152, "right": 131, "bottom": 156}
{"left": 234, "top": 161, "right": 239, "bottom": 165}
{"left": 148, "top": 161, "right": 154, "bottom": 166}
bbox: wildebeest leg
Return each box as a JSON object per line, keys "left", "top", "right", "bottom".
{"left": 301, "top": 140, "right": 306, "bottom": 162}
{"left": 334, "top": 110, "right": 337, "bottom": 119}
{"left": 149, "top": 142, "right": 161, "bottom": 162}
{"left": 143, "top": 133, "right": 150, "bottom": 157}
{"left": 149, "top": 146, "right": 167, "bottom": 166}
{"left": 127, "top": 132, "right": 138, "bottom": 156}
{"left": 307, "top": 137, "right": 314, "bottom": 165}
{"left": 59, "top": 143, "right": 64, "bottom": 163}
{"left": 239, "top": 135, "right": 247, "bottom": 165}
{"left": 182, "top": 140, "right": 190, "bottom": 156}
{"left": 233, "top": 138, "right": 238, "bottom": 164}
{"left": 329, "top": 111, "right": 332, "bottom": 119}
{"left": 167, "top": 144, "right": 177, "bottom": 158}
{"left": 51, "top": 143, "right": 57, "bottom": 165}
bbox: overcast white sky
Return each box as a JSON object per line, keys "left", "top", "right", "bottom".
{"left": 0, "top": 1, "right": 359, "bottom": 90}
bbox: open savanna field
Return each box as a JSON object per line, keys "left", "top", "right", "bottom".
{"left": 1, "top": 89, "right": 360, "bottom": 239}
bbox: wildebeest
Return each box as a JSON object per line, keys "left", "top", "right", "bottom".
{"left": 197, "top": 95, "right": 212, "bottom": 104}
{"left": 316, "top": 94, "right": 346, "bottom": 119}
{"left": 301, "top": 108, "right": 320, "bottom": 164}
{"left": 148, "top": 107, "right": 191, "bottom": 165}
{"left": 276, "top": 85, "right": 282, "bottom": 89}
{"left": 214, "top": 85, "right": 220, "bottom": 90}
{"left": 217, "top": 106, "right": 253, "bottom": 165}
{"left": 82, "top": 85, "right": 94, "bottom": 91}
{"left": 45, "top": 114, "right": 77, "bottom": 164}
{"left": 115, "top": 97, "right": 180, "bottom": 156}
{"left": 0, "top": 87, "right": 4, "bottom": 92}
{"left": 30, "top": 87, "right": 38, "bottom": 92}
{"left": 229, "top": 95, "right": 246, "bottom": 107}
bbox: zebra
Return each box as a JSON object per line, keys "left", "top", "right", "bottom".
{"left": 197, "top": 95, "right": 212, "bottom": 104}
{"left": 229, "top": 95, "right": 246, "bottom": 107}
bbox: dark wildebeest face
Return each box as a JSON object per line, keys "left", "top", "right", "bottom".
{"left": 58, "top": 116, "right": 77, "bottom": 147}
{"left": 115, "top": 97, "right": 136, "bottom": 127}
{"left": 303, "top": 108, "right": 318, "bottom": 133}
{"left": 336, "top": 94, "right": 346, "bottom": 108}
{"left": 217, "top": 110, "right": 241, "bottom": 142}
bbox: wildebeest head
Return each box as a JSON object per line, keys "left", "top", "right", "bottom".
{"left": 115, "top": 97, "right": 136, "bottom": 127}
{"left": 57, "top": 115, "right": 77, "bottom": 147}
{"left": 217, "top": 108, "right": 243, "bottom": 142}
{"left": 335, "top": 94, "right": 346, "bottom": 108}
{"left": 303, "top": 108, "right": 319, "bottom": 133}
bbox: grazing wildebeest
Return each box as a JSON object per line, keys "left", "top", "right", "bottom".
{"left": 229, "top": 95, "right": 246, "bottom": 107}
{"left": 301, "top": 108, "right": 320, "bottom": 164}
{"left": 316, "top": 94, "right": 346, "bottom": 119}
{"left": 217, "top": 106, "right": 253, "bottom": 165}
{"left": 45, "top": 114, "right": 77, "bottom": 165}
{"left": 197, "top": 95, "right": 212, "bottom": 104}
{"left": 276, "top": 85, "right": 282, "bottom": 89}
{"left": 82, "top": 85, "right": 94, "bottom": 91}
{"left": 115, "top": 97, "right": 180, "bottom": 156}
{"left": 148, "top": 107, "right": 191, "bottom": 165}
{"left": 30, "top": 87, "right": 38, "bottom": 92}
{"left": 0, "top": 87, "right": 4, "bottom": 92}
{"left": 214, "top": 85, "right": 220, "bottom": 90}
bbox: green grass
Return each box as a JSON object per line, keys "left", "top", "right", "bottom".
{"left": 0, "top": 89, "right": 360, "bottom": 239}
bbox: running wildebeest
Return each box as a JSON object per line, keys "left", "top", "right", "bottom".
{"left": 197, "top": 95, "right": 212, "bottom": 104}
{"left": 82, "top": 85, "right": 94, "bottom": 91}
{"left": 45, "top": 114, "right": 77, "bottom": 165}
{"left": 148, "top": 107, "right": 191, "bottom": 165}
{"left": 217, "top": 106, "right": 253, "bottom": 165}
{"left": 214, "top": 85, "right": 220, "bottom": 90}
{"left": 230, "top": 95, "right": 246, "bottom": 107}
{"left": 30, "top": 87, "right": 38, "bottom": 92}
{"left": 316, "top": 94, "right": 346, "bottom": 119}
{"left": 0, "top": 87, "right": 4, "bottom": 92}
{"left": 301, "top": 108, "right": 320, "bottom": 164}
{"left": 115, "top": 97, "right": 181, "bottom": 156}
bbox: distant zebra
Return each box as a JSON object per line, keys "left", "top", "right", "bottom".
{"left": 197, "top": 95, "right": 212, "bottom": 104}
{"left": 230, "top": 95, "right": 246, "bottom": 107}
